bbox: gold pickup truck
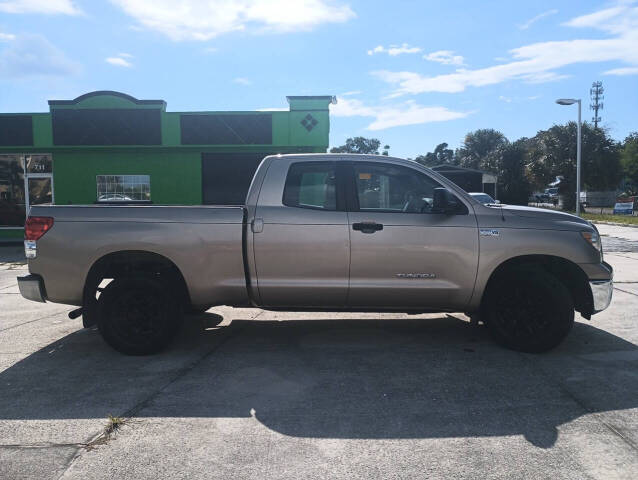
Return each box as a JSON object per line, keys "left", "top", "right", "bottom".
{"left": 18, "top": 154, "right": 613, "bottom": 355}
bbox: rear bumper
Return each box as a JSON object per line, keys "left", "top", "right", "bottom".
{"left": 17, "top": 274, "right": 47, "bottom": 303}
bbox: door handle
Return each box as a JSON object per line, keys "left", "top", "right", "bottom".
{"left": 352, "top": 222, "right": 383, "bottom": 233}
{"left": 251, "top": 218, "right": 264, "bottom": 233}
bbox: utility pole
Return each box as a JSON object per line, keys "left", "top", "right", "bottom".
{"left": 590, "top": 81, "right": 604, "bottom": 129}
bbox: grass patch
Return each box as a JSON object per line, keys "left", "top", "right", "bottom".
{"left": 104, "top": 415, "right": 125, "bottom": 438}
{"left": 581, "top": 213, "right": 638, "bottom": 226}
{"left": 85, "top": 415, "right": 127, "bottom": 450}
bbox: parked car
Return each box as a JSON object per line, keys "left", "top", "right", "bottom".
{"left": 97, "top": 194, "right": 134, "bottom": 202}
{"left": 18, "top": 154, "right": 613, "bottom": 355}
{"left": 468, "top": 192, "right": 499, "bottom": 205}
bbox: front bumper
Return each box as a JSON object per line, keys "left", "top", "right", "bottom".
{"left": 17, "top": 274, "right": 46, "bottom": 303}
{"left": 590, "top": 279, "right": 613, "bottom": 313}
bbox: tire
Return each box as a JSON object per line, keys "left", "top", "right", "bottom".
{"left": 82, "top": 304, "right": 98, "bottom": 328}
{"left": 188, "top": 304, "right": 213, "bottom": 315}
{"left": 97, "top": 277, "right": 182, "bottom": 355}
{"left": 482, "top": 267, "right": 574, "bottom": 353}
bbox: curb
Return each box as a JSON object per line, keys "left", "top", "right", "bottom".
{"left": 591, "top": 220, "right": 638, "bottom": 229}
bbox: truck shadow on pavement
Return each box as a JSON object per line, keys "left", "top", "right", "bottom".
{"left": 1, "top": 315, "right": 636, "bottom": 449}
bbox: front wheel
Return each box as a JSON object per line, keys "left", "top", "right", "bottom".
{"left": 482, "top": 267, "right": 574, "bottom": 353}
{"left": 97, "top": 277, "right": 182, "bottom": 355}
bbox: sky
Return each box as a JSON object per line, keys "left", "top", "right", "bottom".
{"left": 0, "top": 0, "right": 637, "bottom": 158}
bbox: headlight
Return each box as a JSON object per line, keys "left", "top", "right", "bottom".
{"left": 581, "top": 230, "right": 602, "bottom": 253}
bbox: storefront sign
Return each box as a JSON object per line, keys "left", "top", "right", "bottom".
{"left": 613, "top": 202, "right": 634, "bottom": 215}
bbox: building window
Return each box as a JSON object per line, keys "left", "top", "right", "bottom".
{"left": 0, "top": 154, "right": 26, "bottom": 227}
{"left": 97, "top": 175, "right": 151, "bottom": 202}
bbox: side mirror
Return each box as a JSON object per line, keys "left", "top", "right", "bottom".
{"left": 433, "top": 187, "right": 461, "bottom": 214}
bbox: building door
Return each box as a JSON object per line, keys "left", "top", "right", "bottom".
{"left": 0, "top": 154, "right": 26, "bottom": 228}
{"left": 345, "top": 161, "right": 478, "bottom": 311}
{"left": 201, "top": 153, "right": 272, "bottom": 205}
{"left": 24, "top": 155, "right": 53, "bottom": 212}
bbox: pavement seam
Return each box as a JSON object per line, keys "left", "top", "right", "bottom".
{"left": 0, "top": 443, "right": 87, "bottom": 449}
{"left": 614, "top": 287, "right": 638, "bottom": 297}
{"left": 0, "top": 310, "right": 69, "bottom": 333}
{"left": 529, "top": 354, "right": 638, "bottom": 454}
{"left": 55, "top": 313, "right": 258, "bottom": 480}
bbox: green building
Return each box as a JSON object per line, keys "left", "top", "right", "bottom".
{"left": 0, "top": 91, "right": 335, "bottom": 241}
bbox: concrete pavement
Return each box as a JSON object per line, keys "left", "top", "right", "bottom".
{"left": 0, "top": 224, "right": 636, "bottom": 479}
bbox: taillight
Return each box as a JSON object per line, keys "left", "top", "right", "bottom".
{"left": 24, "top": 216, "right": 54, "bottom": 241}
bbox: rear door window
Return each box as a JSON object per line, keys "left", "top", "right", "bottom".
{"left": 283, "top": 162, "right": 338, "bottom": 211}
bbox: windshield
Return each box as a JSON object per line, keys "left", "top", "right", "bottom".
{"left": 470, "top": 193, "right": 495, "bottom": 204}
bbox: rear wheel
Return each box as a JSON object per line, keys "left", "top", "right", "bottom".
{"left": 482, "top": 267, "right": 574, "bottom": 353}
{"left": 97, "top": 277, "right": 182, "bottom": 355}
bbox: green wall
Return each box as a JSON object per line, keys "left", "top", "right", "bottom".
{"left": 0, "top": 91, "right": 333, "bottom": 240}
{"left": 53, "top": 150, "right": 203, "bottom": 205}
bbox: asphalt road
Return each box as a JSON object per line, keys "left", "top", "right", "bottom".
{"left": 0, "top": 224, "right": 637, "bottom": 479}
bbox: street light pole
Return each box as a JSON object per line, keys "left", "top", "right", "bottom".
{"left": 556, "top": 98, "right": 582, "bottom": 215}
{"left": 576, "top": 99, "right": 582, "bottom": 216}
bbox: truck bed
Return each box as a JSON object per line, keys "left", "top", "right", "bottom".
{"left": 27, "top": 204, "right": 249, "bottom": 307}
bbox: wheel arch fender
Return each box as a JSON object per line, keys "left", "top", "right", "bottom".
{"left": 478, "top": 254, "right": 594, "bottom": 317}
{"left": 83, "top": 250, "right": 192, "bottom": 310}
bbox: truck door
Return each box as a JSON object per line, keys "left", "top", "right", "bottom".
{"left": 345, "top": 161, "right": 478, "bottom": 310}
{"left": 252, "top": 159, "right": 350, "bottom": 307}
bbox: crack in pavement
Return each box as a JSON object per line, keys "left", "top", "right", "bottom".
{"left": 523, "top": 352, "right": 638, "bottom": 454}
{"left": 0, "top": 310, "right": 69, "bottom": 333}
{"left": 1, "top": 443, "right": 87, "bottom": 449}
{"left": 614, "top": 287, "right": 638, "bottom": 297}
{"left": 56, "top": 310, "right": 265, "bottom": 480}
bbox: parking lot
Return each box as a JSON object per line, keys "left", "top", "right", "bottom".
{"left": 1, "top": 224, "right": 637, "bottom": 480}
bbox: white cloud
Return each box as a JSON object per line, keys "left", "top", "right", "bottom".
{"left": 331, "top": 96, "right": 470, "bottom": 131}
{"left": 0, "top": 32, "right": 16, "bottom": 41}
{"left": 604, "top": 66, "right": 638, "bottom": 75}
{"left": 0, "top": 0, "right": 80, "bottom": 15}
{"left": 0, "top": 33, "right": 80, "bottom": 77}
{"left": 234, "top": 77, "right": 252, "bottom": 85}
{"left": 109, "top": 0, "right": 355, "bottom": 41}
{"left": 105, "top": 56, "right": 133, "bottom": 67}
{"left": 423, "top": 50, "right": 464, "bottom": 66}
{"left": 498, "top": 94, "right": 542, "bottom": 103}
{"left": 367, "top": 43, "right": 421, "bottom": 56}
{"left": 341, "top": 90, "right": 361, "bottom": 96}
{"left": 518, "top": 9, "right": 558, "bottom": 30}
{"left": 375, "top": 3, "right": 638, "bottom": 96}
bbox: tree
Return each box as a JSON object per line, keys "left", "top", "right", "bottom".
{"left": 456, "top": 129, "right": 508, "bottom": 171}
{"left": 527, "top": 122, "right": 622, "bottom": 210}
{"left": 414, "top": 142, "right": 455, "bottom": 167}
{"left": 621, "top": 132, "right": 638, "bottom": 194}
{"left": 494, "top": 139, "right": 532, "bottom": 205}
{"left": 330, "top": 137, "right": 381, "bottom": 154}
{"left": 382, "top": 145, "right": 390, "bottom": 156}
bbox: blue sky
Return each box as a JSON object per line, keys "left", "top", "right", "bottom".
{"left": 0, "top": 0, "right": 637, "bottom": 158}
